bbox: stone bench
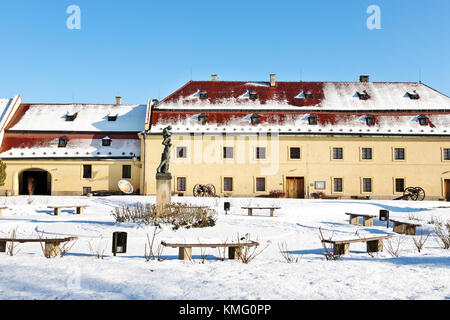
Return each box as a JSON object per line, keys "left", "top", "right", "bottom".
{"left": 321, "top": 235, "right": 393, "bottom": 255}
{"left": 390, "top": 219, "right": 421, "bottom": 235}
{"left": 0, "top": 236, "right": 78, "bottom": 257}
{"left": 161, "top": 240, "right": 260, "bottom": 260}
{"left": 241, "top": 206, "right": 281, "bottom": 217}
{"left": 47, "top": 205, "right": 89, "bottom": 216}
{"left": 345, "top": 213, "right": 377, "bottom": 227}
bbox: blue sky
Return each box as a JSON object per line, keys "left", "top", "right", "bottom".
{"left": 0, "top": 0, "right": 449, "bottom": 104}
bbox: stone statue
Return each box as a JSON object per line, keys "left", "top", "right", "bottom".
{"left": 156, "top": 125, "right": 172, "bottom": 175}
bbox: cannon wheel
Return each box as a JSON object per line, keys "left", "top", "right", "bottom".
{"left": 206, "top": 184, "right": 216, "bottom": 197}
{"left": 414, "top": 187, "right": 425, "bottom": 201}
{"left": 193, "top": 184, "right": 203, "bottom": 197}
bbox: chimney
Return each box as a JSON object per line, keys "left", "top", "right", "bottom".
{"left": 360, "top": 75, "right": 369, "bottom": 83}
{"left": 115, "top": 96, "right": 122, "bottom": 105}
{"left": 270, "top": 73, "right": 276, "bottom": 87}
{"left": 211, "top": 74, "right": 217, "bottom": 81}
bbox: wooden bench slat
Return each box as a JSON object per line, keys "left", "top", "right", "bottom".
{"left": 241, "top": 207, "right": 280, "bottom": 209}
{"left": 0, "top": 237, "right": 78, "bottom": 243}
{"left": 322, "top": 235, "right": 392, "bottom": 245}
{"left": 48, "top": 206, "right": 89, "bottom": 208}
{"left": 390, "top": 219, "right": 421, "bottom": 226}
{"left": 161, "top": 241, "right": 259, "bottom": 248}
{"left": 345, "top": 213, "right": 376, "bottom": 217}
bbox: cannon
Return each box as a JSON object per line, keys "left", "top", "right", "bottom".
{"left": 193, "top": 184, "right": 216, "bottom": 197}
{"left": 393, "top": 187, "right": 425, "bottom": 201}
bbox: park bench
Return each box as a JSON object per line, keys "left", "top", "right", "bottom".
{"left": 0, "top": 207, "right": 8, "bottom": 218}
{"left": 161, "top": 240, "right": 260, "bottom": 260}
{"left": 321, "top": 235, "right": 392, "bottom": 255}
{"left": 47, "top": 205, "right": 89, "bottom": 216}
{"left": 0, "top": 236, "right": 78, "bottom": 257}
{"left": 345, "top": 213, "right": 377, "bottom": 227}
{"left": 390, "top": 219, "right": 421, "bottom": 235}
{"left": 241, "top": 206, "right": 281, "bottom": 217}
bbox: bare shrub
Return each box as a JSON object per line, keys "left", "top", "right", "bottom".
{"left": 88, "top": 239, "right": 107, "bottom": 259}
{"left": 237, "top": 233, "right": 270, "bottom": 264}
{"left": 412, "top": 229, "right": 431, "bottom": 253}
{"left": 434, "top": 220, "right": 450, "bottom": 249}
{"left": 216, "top": 239, "right": 228, "bottom": 261}
{"left": 428, "top": 215, "right": 442, "bottom": 226}
{"left": 408, "top": 212, "right": 421, "bottom": 221}
{"left": 278, "top": 241, "right": 300, "bottom": 263}
{"left": 318, "top": 227, "right": 340, "bottom": 261}
{"left": 385, "top": 237, "right": 402, "bottom": 257}
{"left": 60, "top": 239, "right": 77, "bottom": 258}
{"left": 112, "top": 202, "right": 217, "bottom": 230}
{"left": 6, "top": 227, "right": 20, "bottom": 256}
{"left": 144, "top": 226, "right": 163, "bottom": 261}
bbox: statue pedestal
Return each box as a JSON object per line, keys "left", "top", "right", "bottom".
{"left": 156, "top": 173, "right": 172, "bottom": 216}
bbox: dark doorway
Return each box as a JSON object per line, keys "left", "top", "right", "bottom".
{"left": 286, "top": 177, "right": 305, "bottom": 198}
{"left": 19, "top": 169, "right": 51, "bottom": 195}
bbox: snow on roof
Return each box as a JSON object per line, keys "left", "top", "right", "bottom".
{"left": 149, "top": 111, "right": 450, "bottom": 136}
{"left": 0, "top": 135, "right": 140, "bottom": 159}
{"left": 8, "top": 103, "right": 147, "bottom": 132}
{"left": 154, "top": 81, "right": 449, "bottom": 111}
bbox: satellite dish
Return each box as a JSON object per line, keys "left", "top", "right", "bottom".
{"left": 118, "top": 180, "right": 134, "bottom": 194}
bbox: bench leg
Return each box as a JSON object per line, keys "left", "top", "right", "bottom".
{"left": 54, "top": 208, "right": 61, "bottom": 216}
{"left": 393, "top": 222, "right": 405, "bottom": 234}
{"left": 248, "top": 209, "right": 252, "bottom": 216}
{"left": 45, "top": 242, "right": 61, "bottom": 257}
{"left": 349, "top": 215, "right": 359, "bottom": 225}
{"left": 270, "top": 209, "right": 274, "bottom": 217}
{"left": 367, "top": 239, "right": 383, "bottom": 253}
{"left": 0, "top": 241, "right": 6, "bottom": 253}
{"left": 333, "top": 243, "right": 350, "bottom": 255}
{"left": 178, "top": 247, "right": 192, "bottom": 260}
{"left": 405, "top": 225, "right": 416, "bottom": 235}
{"left": 228, "top": 247, "right": 242, "bottom": 260}
{"left": 0, "top": 209, "right": 3, "bottom": 218}
{"left": 363, "top": 217, "right": 373, "bottom": 227}
{"left": 76, "top": 207, "right": 84, "bottom": 214}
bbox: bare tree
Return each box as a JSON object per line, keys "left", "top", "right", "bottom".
{"left": 318, "top": 227, "right": 340, "bottom": 261}
{"left": 412, "top": 229, "right": 431, "bottom": 253}
{"left": 385, "top": 237, "right": 402, "bottom": 257}
{"left": 278, "top": 241, "right": 300, "bottom": 263}
{"left": 6, "top": 227, "right": 20, "bottom": 256}
{"left": 237, "top": 233, "right": 270, "bottom": 264}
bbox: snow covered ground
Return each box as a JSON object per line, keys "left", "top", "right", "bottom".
{"left": 0, "top": 195, "right": 448, "bottom": 300}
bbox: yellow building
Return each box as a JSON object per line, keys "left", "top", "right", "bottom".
{"left": 0, "top": 97, "right": 145, "bottom": 196}
{"left": 142, "top": 75, "right": 450, "bottom": 201}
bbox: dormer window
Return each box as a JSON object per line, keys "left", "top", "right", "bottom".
{"left": 58, "top": 136, "right": 68, "bottom": 147}
{"left": 357, "top": 91, "right": 369, "bottom": 100}
{"left": 308, "top": 114, "right": 317, "bottom": 125}
{"left": 250, "top": 114, "right": 260, "bottom": 125}
{"left": 418, "top": 115, "right": 428, "bottom": 126}
{"left": 365, "top": 115, "right": 375, "bottom": 126}
{"left": 197, "top": 113, "right": 207, "bottom": 125}
{"left": 108, "top": 114, "right": 118, "bottom": 121}
{"left": 102, "top": 136, "right": 112, "bottom": 146}
{"left": 65, "top": 112, "right": 78, "bottom": 121}
{"left": 249, "top": 91, "right": 258, "bottom": 100}
{"left": 304, "top": 91, "right": 313, "bottom": 99}
{"left": 199, "top": 91, "right": 208, "bottom": 99}
{"left": 407, "top": 91, "right": 420, "bottom": 100}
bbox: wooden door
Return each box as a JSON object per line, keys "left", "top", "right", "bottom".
{"left": 445, "top": 180, "right": 450, "bottom": 201}
{"left": 286, "top": 177, "right": 305, "bottom": 198}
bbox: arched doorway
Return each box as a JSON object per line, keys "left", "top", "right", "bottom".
{"left": 18, "top": 168, "right": 51, "bottom": 195}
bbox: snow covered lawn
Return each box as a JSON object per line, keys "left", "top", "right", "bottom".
{"left": 0, "top": 196, "right": 448, "bottom": 300}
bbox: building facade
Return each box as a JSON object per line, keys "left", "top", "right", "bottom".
{"left": 142, "top": 75, "right": 450, "bottom": 200}
{"left": 0, "top": 98, "right": 146, "bottom": 196}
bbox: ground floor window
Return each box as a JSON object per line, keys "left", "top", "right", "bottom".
{"left": 444, "top": 148, "right": 450, "bottom": 160}
{"left": 395, "top": 178, "right": 405, "bottom": 193}
{"left": 223, "top": 177, "right": 233, "bottom": 192}
{"left": 333, "top": 178, "right": 343, "bottom": 192}
{"left": 83, "top": 187, "right": 92, "bottom": 195}
{"left": 256, "top": 177, "right": 266, "bottom": 192}
{"left": 83, "top": 165, "right": 92, "bottom": 179}
{"left": 362, "top": 178, "right": 372, "bottom": 193}
{"left": 122, "top": 165, "right": 131, "bottom": 179}
{"left": 176, "top": 177, "right": 186, "bottom": 192}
